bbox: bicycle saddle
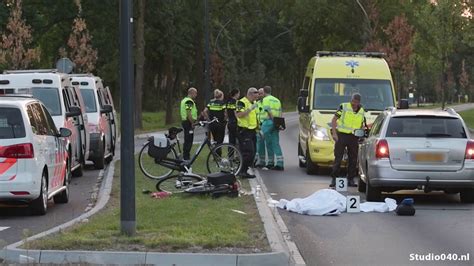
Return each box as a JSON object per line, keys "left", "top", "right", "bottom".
{"left": 168, "top": 127, "right": 183, "bottom": 135}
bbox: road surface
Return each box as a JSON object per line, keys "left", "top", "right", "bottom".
{"left": 260, "top": 111, "right": 474, "bottom": 266}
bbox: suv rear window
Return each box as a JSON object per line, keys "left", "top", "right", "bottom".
{"left": 79, "top": 89, "right": 97, "bottom": 113}
{"left": 386, "top": 116, "right": 467, "bottom": 138}
{"left": 0, "top": 108, "right": 26, "bottom": 139}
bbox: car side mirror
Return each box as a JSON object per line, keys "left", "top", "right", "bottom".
{"left": 66, "top": 106, "right": 82, "bottom": 118}
{"left": 59, "top": 128, "right": 72, "bottom": 138}
{"left": 398, "top": 99, "right": 409, "bottom": 109}
{"left": 297, "top": 97, "right": 310, "bottom": 113}
{"left": 354, "top": 129, "right": 365, "bottom": 138}
{"left": 100, "top": 104, "right": 113, "bottom": 114}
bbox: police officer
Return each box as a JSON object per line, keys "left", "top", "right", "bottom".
{"left": 226, "top": 89, "right": 240, "bottom": 146}
{"left": 330, "top": 93, "right": 366, "bottom": 187}
{"left": 236, "top": 87, "right": 259, "bottom": 178}
{"left": 260, "top": 86, "right": 284, "bottom": 170}
{"left": 255, "top": 88, "right": 267, "bottom": 168}
{"left": 180, "top": 87, "right": 198, "bottom": 160}
{"left": 202, "top": 89, "right": 226, "bottom": 145}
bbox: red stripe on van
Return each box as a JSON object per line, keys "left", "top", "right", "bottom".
{"left": 0, "top": 158, "right": 17, "bottom": 175}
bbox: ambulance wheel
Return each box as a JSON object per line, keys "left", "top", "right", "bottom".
{"left": 298, "top": 142, "right": 305, "bottom": 168}
{"left": 306, "top": 147, "right": 319, "bottom": 175}
{"left": 94, "top": 141, "right": 105, "bottom": 170}
{"left": 30, "top": 171, "right": 48, "bottom": 215}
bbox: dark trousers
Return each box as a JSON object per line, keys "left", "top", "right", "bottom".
{"left": 237, "top": 127, "right": 256, "bottom": 174}
{"left": 210, "top": 122, "right": 226, "bottom": 145}
{"left": 227, "top": 120, "right": 238, "bottom": 146}
{"left": 331, "top": 132, "right": 359, "bottom": 179}
{"left": 181, "top": 120, "right": 194, "bottom": 160}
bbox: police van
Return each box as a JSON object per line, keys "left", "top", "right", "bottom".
{"left": 71, "top": 75, "right": 116, "bottom": 169}
{"left": 0, "top": 70, "right": 90, "bottom": 177}
{"left": 297, "top": 51, "right": 402, "bottom": 175}
{"left": 0, "top": 97, "right": 71, "bottom": 215}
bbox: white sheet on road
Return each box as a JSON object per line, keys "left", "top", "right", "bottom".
{"left": 278, "top": 189, "right": 347, "bottom": 216}
{"left": 277, "top": 189, "right": 397, "bottom": 216}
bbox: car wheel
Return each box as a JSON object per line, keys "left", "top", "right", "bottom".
{"left": 30, "top": 171, "right": 48, "bottom": 215}
{"left": 54, "top": 162, "right": 70, "bottom": 204}
{"left": 358, "top": 177, "right": 366, "bottom": 193}
{"left": 365, "top": 176, "right": 381, "bottom": 202}
{"left": 460, "top": 189, "right": 474, "bottom": 203}
{"left": 94, "top": 140, "right": 105, "bottom": 169}
{"left": 298, "top": 142, "right": 305, "bottom": 168}
{"left": 306, "top": 146, "right": 319, "bottom": 175}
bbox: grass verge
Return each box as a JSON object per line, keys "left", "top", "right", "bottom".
{"left": 459, "top": 109, "right": 474, "bottom": 129}
{"left": 23, "top": 146, "right": 268, "bottom": 253}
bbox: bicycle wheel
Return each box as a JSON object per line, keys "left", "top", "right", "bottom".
{"left": 206, "top": 143, "right": 242, "bottom": 174}
{"left": 185, "top": 184, "right": 229, "bottom": 194}
{"left": 156, "top": 173, "right": 203, "bottom": 193}
{"left": 139, "top": 142, "right": 177, "bottom": 180}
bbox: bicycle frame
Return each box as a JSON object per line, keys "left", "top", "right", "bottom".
{"left": 153, "top": 121, "right": 217, "bottom": 172}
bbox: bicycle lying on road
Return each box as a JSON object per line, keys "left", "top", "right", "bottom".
{"left": 138, "top": 118, "right": 243, "bottom": 180}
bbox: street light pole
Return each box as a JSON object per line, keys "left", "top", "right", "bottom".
{"left": 120, "top": 0, "right": 135, "bottom": 236}
{"left": 204, "top": 0, "right": 211, "bottom": 102}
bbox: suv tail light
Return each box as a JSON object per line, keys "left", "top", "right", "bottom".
{"left": 466, "top": 140, "right": 474, "bottom": 160}
{"left": 375, "top": 139, "right": 390, "bottom": 159}
{"left": 0, "top": 143, "right": 34, "bottom": 158}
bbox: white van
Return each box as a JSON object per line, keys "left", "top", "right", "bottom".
{"left": 0, "top": 70, "right": 90, "bottom": 176}
{"left": 71, "top": 75, "right": 116, "bottom": 169}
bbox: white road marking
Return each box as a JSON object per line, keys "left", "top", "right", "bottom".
{"left": 0, "top": 226, "right": 10, "bottom": 232}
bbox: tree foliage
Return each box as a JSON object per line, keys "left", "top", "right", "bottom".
{"left": 0, "top": 0, "right": 40, "bottom": 69}
{"left": 0, "top": 0, "right": 472, "bottom": 122}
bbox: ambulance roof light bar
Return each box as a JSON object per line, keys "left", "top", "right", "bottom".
{"left": 3, "top": 69, "right": 59, "bottom": 74}
{"left": 316, "top": 51, "right": 385, "bottom": 58}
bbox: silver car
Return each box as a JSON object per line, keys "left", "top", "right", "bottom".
{"left": 358, "top": 108, "right": 474, "bottom": 203}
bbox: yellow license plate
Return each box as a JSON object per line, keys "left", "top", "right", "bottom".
{"left": 413, "top": 153, "right": 444, "bottom": 162}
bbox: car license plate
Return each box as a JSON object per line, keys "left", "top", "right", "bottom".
{"left": 413, "top": 153, "right": 444, "bottom": 162}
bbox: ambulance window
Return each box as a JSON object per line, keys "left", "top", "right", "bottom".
{"left": 31, "top": 87, "right": 61, "bottom": 116}
{"left": 26, "top": 105, "right": 38, "bottom": 135}
{"left": 0, "top": 107, "right": 26, "bottom": 139}
{"left": 62, "top": 89, "right": 71, "bottom": 112}
{"left": 80, "top": 89, "right": 97, "bottom": 113}
{"left": 97, "top": 90, "right": 104, "bottom": 107}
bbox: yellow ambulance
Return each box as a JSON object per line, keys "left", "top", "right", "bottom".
{"left": 297, "top": 51, "right": 401, "bottom": 175}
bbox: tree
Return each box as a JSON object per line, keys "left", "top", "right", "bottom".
{"left": 60, "top": 0, "right": 98, "bottom": 73}
{"left": 458, "top": 60, "right": 469, "bottom": 102}
{"left": 383, "top": 14, "right": 415, "bottom": 101}
{"left": 0, "top": 0, "right": 40, "bottom": 70}
{"left": 134, "top": 0, "right": 146, "bottom": 129}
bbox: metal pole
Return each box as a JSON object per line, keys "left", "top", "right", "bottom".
{"left": 120, "top": 0, "right": 135, "bottom": 236}
{"left": 204, "top": 0, "right": 211, "bottom": 102}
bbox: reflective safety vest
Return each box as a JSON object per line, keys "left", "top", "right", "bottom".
{"left": 261, "top": 95, "right": 282, "bottom": 120}
{"left": 207, "top": 99, "right": 226, "bottom": 122}
{"left": 337, "top": 102, "right": 365, "bottom": 134}
{"left": 237, "top": 97, "right": 258, "bottom": 129}
{"left": 180, "top": 96, "right": 197, "bottom": 121}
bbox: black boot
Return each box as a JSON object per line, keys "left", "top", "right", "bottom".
{"left": 329, "top": 178, "right": 336, "bottom": 188}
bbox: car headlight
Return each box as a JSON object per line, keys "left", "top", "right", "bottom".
{"left": 311, "top": 123, "right": 330, "bottom": 141}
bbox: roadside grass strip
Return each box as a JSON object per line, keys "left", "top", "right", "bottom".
{"left": 116, "top": 111, "right": 180, "bottom": 134}
{"left": 459, "top": 109, "right": 474, "bottom": 129}
{"left": 23, "top": 146, "right": 269, "bottom": 253}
